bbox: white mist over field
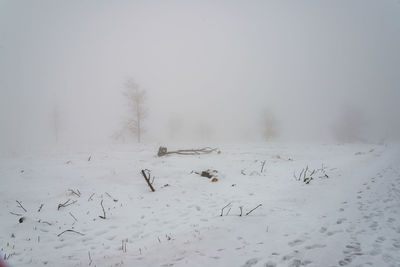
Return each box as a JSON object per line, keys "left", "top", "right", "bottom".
{"left": 1, "top": 0, "right": 400, "bottom": 151}
{"left": 1, "top": 2, "right": 400, "bottom": 267}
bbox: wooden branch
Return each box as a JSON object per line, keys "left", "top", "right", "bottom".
{"left": 4, "top": 253, "right": 15, "bottom": 261}
{"left": 220, "top": 202, "right": 231, "bottom": 216}
{"left": 99, "top": 200, "right": 106, "bottom": 219}
{"left": 88, "top": 193, "right": 95, "bottom": 201}
{"left": 141, "top": 169, "right": 155, "bottom": 192}
{"left": 57, "top": 229, "right": 84, "bottom": 237}
{"left": 158, "top": 146, "right": 219, "bottom": 157}
{"left": 16, "top": 200, "right": 27, "bottom": 212}
{"left": 122, "top": 239, "right": 127, "bottom": 253}
{"left": 9, "top": 211, "right": 22, "bottom": 216}
{"left": 39, "top": 220, "right": 52, "bottom": 226}
{"left": 105, "top": 192, "right": 118, "bottom": 202}
{"left": 69, "top": 212, "right": 78, "bottom": 222}
{"left": 68, "top": 189, "right": 81, "bottom": 197}
{"left": 299, "top": 169, "right": 304, "bottom": 181}
{"left": 226, "top": 207, "right": 231, "bottom": 216}
{"left": 88, "top": 251, "right": 92, "bottom": 266}
{"left": 261, "top": 160, "right": 266, "bottom": 173}
{"left": 303, "top": 166, "right": 308, "bottom": 181}
{"left": 246, "top": 204, "right": 262, "bottom": 216}
{"left": 239, "top": 206, "right": 243, "bottom": 217}
{"left": 57, "top": 199, "right": 77, "bottom": 210}
{"left": 38, "top": 204, "right": 44, "bottom": 212}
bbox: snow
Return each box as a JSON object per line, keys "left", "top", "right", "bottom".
{"left": 1, "top": 142, "right": 400, "bottom": 266}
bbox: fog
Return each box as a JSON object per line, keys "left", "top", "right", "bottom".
{"left": 1, "top": 0, "right": 399, "bottom": 151}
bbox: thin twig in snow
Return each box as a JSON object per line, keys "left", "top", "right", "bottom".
{"left": 99, "top": 200, "right": 106, "bottom": 219}
{"left": 261, "top": 160, "right": 266, "bottom": 173}
{"left": 141, "top": 169, "right": 155, "bottom": 192}
{"left": 88, "top": 193, "right": 95, "bottom": 202}
{"left": 105, "top": 192, "right": 118, "bottom": 202}
{"left": 68, "top": 189, "right": 81, "bottom": 197}
{"left": 226, "top": 207, "right": 231, "bottom": 216}
{"left": 57, "top": 199, "right": 77, "bottom": 210}
{"left": 88, "top": 251, "right": 92, "bottom": 265}
{"left": 16, "top": 200, "right": 27, "bottom": 212}
{"left": 57, "top": 229, "right": 84, "bottom": 237}
{"left": 299, "top": 169, "right": 304, "bottom": 181}
{"left": 220, "top": 202, "right": 231, "bottom": 216}
{"left": 246, "top": 204, "right": 262, "bottom": 216}
{"left": 38, "top": 204, "right": 44, "bottom": 212}
{"left": 69, "top": 212, "right": 78, "bottom": 222}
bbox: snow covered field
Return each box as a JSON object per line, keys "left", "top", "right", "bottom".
{"left": 1, "top": 142, "right": 400, "bottom": 267}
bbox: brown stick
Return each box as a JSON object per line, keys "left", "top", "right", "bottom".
{"left": 99, "top": 200, "right": 106, "bottom": 219}
{"left": 303, "top": 166, "right": 308, "bottom": 181}
{"left": 16, "top": 200, "right": 27, "bottom": 212}
{"left": 220, "top": 202, "right": 231, "bottom": 216}
{"left": 226, "top": 207, "right": 231, "bottom": 216}
{"left": 69, "top": 212, "right": 78, "bottom": 222}
{"left": 299, "top": 169, "right": 304, "bottom": 181}
{"left": 9, "top": 211, "right": 22, "bottom": 216}
{"left": 57, "top": 229, "right": 84, "bottom": 237}
{"left": 261, "top": 160, "right": 266, "bottom": 173}
{"left": 68, "top": 189, "right": 81, "bottom": 197}
{"left": 58, "top": 199, "right": 77, "bottom": 210}
{"left": 122, "top": 239, "right": 127, "bottom": 253}
{"left": 105, "top": 192, "right": 118, "bottom": 202}
{"left": 141, "top": 170, "right": 155, "bottom": 192}
{"left": 158, "top": 147, "right": 218, "bottom": 157}
{"left": 88, "top": 193, "right": 95, "bottom": 201}
{"left": 38, "top": 204, "right": 44, "bottom": 212}
{"left": 246, "top": 204, "right": 262, "bottom": 216}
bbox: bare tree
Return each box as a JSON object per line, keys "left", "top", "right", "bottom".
{"left": 122, "top": 79, "right": 147, "bottom": 143}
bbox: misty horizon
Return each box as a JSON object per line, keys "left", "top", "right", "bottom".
{"left": 1, "top": 0, "right": 399, "bottom": 152}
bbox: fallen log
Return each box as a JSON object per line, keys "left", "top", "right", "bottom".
{"left": 157, "top": 146, "right": 219, "bottom": 157}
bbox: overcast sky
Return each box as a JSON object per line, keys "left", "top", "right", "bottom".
{"left": 1, "top": 0, "right": 399, "bottom": 150}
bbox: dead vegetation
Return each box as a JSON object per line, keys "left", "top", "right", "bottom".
{"left": 220, "top": 203, "right": 262, "bottom": 216}
{"left": 192, "top": 169, "right": 219, "bottom": 182}
{"left": 57, "top": 199, "right": 77, "bottom": 210}
{"left": 294, "top": 164, "right": 329, "bottom": 184}
{"left": 57, "top": 229, "right": 85, "bottom": 237}
{"left": 157, "top": 146, "right": 220, "bottom": 157}
{"left": 141, "top": 169, "right": 155, "bottom": 192}
{"left": 99, "top": 200, "right": 106, "bottom": 219}
{"left": 241, "top": 159, "right": 268, "bottom": 176}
